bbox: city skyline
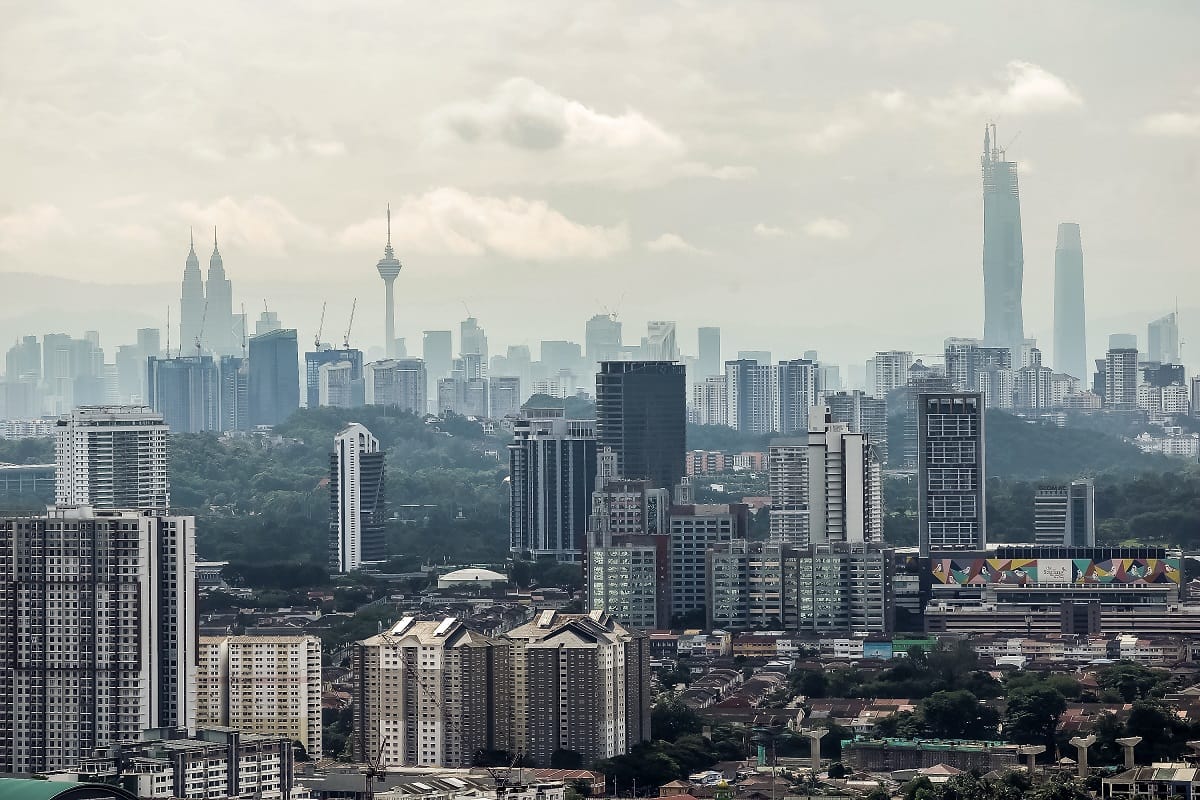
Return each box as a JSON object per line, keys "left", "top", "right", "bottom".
{"left": 2, "top": 3, "right": 1198, "bottom": 371}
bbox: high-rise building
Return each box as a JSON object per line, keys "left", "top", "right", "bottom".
{"left": 1104, "top": 348, "right": 1139, "bottom": 410}
{"left": 944, "top": 338, "right": 1011, "bottom": 393}
{"left": 488, "top": 375, "right": 522, "bottom": 419}
{"left": 585, "top": 314, "right": 623, "bottom": 364}
{"left": 767, "top": 439, "right": 808, "bottom": 545}
{"left": 738, "top": 350, "right": 771, "bottom": 365}
{"left": 540, "top": 340, "right": 582, "bottom": 375}
{"left": 248, "top": 329, "right": 300, "bottom": 427}
{"left": 329, "top": 423, "right": 386, "bottom": 573}
{"left": 205, "top": 228, "right": 237, "bottom": 355}
{"left": 0, "top": 507, "right": 196, "bottom": 772}
{"left": 255, "top": 308, "right": 282, "bottom": 336}
{"left": 873, "top": 350, "right": 913, "bottom": 399}
{"left": 353, "top": 617, "right": 510, "bottom": 768}
{"left": 423, "top": 330, "right": 453, "bottom": 412}
{"left": 318, "top": 360, "right": 359, "bottom": 408}
{"left": 218, "top": 354, "right": 249, "bottom": 432}
{"left": 460, "top": 317, "right": 488, "bottom": 362}
{"left": 1147, "top": 312, "right": 1180, "bottom": 365}
{"left": 1034, "top": 480, "right": 1096, "bottom": 547}
{"left": 596, "top": 361, "right": 686, "bottom": 491}
{"left": 724, "top": 359, "right": 775, "bottom": 434}
{"left": 697, "top": 327, "right": 721, "bottom": 379}
{"left": 691, "top": 375, "right": 727, "bottom": 426}
{"left": 981, "top": 124, "right": 1025, "bottom": 356}
{"left": 197, "top": 635, "right": 323, "bottom": 761}
{"left": 5, "top": 335, "right": 41, "bottom": 381}
{"left": 147, "top": 355, "right": 220, "bottom": 433}
{"left": 644, "top": 321, "right": 678, "bottom": 361}
{"left": 1053, "top": 223, "right": 1087, "bottom": 380}
{"left": 376, "top": 208, "right": 403, "bottom": 358}
{"left": 776, "top": 358, "right": 818, "bottom": 434}
{"left": 805, "top": 407, "right": 882, "bottom": 546}
{"left": 508, "top": 416, "right": 597, "bottom": 561}
{"left": 305, "top": 348, "right": 364, "bottom": 408}
{"left": 180, "top": 232, "right": 206, "bottom": 358}
{"left": 1109, "top": 333, "right": 1138, "bottom": 350}
{"left": 826, "top": 390, "right": 888, "bottom": 465}
{"left": 506, "top": 611, "right": 650, "bottom": 768}
{"left": 54, "top": 405, "right": 170, "bottom": 511}
{"left": 363, "top": 358, "right": 426, "bottom": 414}
{"left": 668, "top": 504, "right": 748, "bottom": 621}
{"left": 918, "top": 392, "right": 986, "bottom": 556}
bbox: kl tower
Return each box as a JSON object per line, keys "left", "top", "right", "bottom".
{"left": 376, "top": 205, "right": 403, "bottom": 357}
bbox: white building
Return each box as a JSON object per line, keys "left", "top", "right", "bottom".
{"left": 872, "top": 351, "right": 913, "bottom": 399}
{"left": 691, "top": 376, "right": 727, "bottom": 426}
{"left": 364, "top": 358, "right": 427, "bottom": 413}
{"left": 318, "top": 360, "right": 357, "bottom": 408}
{"left": 0, "top": 507, "right": 196, "bottom": 772}
{"left": 197, "top": 635, "right": 323, "bottom": 760}
{"left": 767, "top": 439, "right": 809, "bottom": 545}
{"left": 330, "top": 423, "right": 387, "bottom": 572}
{"left": 1105, "top": 348, "right": 1139, "bottom": 409}
{"left": 644, "top": 321, "right": 678, "bottom": 361}
{"left": 54, "top": 405, "right": 170, "bottom": 511}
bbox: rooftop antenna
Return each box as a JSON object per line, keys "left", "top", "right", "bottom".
{"left": 343, "top": 298, "right": 357, "bottom": 350}
{"left": 315, "top": 301, "right": 327, "bottom": 350}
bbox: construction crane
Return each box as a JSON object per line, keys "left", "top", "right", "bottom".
{"left": 343, "top": 298, "right": 356, "bottom": 350}
{"left": 195, "top": 301, "right": 208, "bottom": 357}
{"left": 315, "top": 301, "right": 327, "bottom": 350}
{"left": 165, "top": 306, "right": 171, "bottom": 358}
{"left": 363, "top": 736, "right": 389, "bottom": 800}
{"left": 240, "top": 303, "right": 247, "bottom": 357}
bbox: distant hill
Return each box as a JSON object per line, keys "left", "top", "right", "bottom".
{"left": 984, "top": 410, "right": 1170, "bottom": 480}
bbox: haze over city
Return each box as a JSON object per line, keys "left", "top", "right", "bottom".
{"left": 3, "top": 2, "right": 1198, "bottom": 368}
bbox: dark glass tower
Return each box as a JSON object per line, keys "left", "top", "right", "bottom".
{"left": 248, "top": 328, "right": 300, "bottom": 427}
{"left": 981, "top": 124, "right": 1025, "bottom": 355}
{"left": 595, "top": 361, "right": 686, "bottom": 492}
{"left": 918, "top": 392, "right": 986, "bottom": 556}
{"left": 1053, "top": 223, "right": 1087, "bottom": 380}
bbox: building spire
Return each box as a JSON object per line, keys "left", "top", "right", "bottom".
{"left": 387, "top": 203, "right": 392, "bottom": 247}
{"left": 189, "top": 227, "right": 194, "bottom": 251}
{"left": 213, "top": 225, "right": 219, "bottom": 252}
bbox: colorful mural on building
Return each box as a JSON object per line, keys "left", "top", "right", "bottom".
{"left": 930, "top": 556, "right": 1181, "bottom": 586}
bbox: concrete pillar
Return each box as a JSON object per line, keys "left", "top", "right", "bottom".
{"left": 1018, "top": 745, "right": 1046, "bottom": 779}
{"left": 805, "top": 729, "right": 828, "bottom": 774}
{"left": 1069, "top": 735, "right": 1096, "bottom": 780}
{"left": 1116, "top": 737, "right": 1142, "bottom": 770}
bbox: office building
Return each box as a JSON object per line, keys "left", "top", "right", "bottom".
{"left": 873, "top": 350, "right": 913, "bottom": 399}
{"left": 1147, "top": 312, "right": 1180, "bottom": 365}
{"left": 585, "top": 314, "right": 622, "bottom": 364}
{"left": 691, "top": 375, "right": 727, "bottom": 426}
{"left": 197, "top": 635, "right": 323, "bottom": 761}
{"left": 376, "top": 208, "right": 403, "bottom": 358}
{"left": 826, "top": 390, "right": 888, "bottom": 465}
{"left": 489, "top": 375, "right": 522, "bottom": 419}
{"left": 596, "top": 361, "right": 686, "bottom": 492}
{"left": 918, "top": 393, "right": 986, "bottom": 556}
{"left": 460, "top": 317, "right": 488, "bottom": 362}
{"left": 697, "top": 327, "right": 721, "bottom": 379}
{"left": 5, "top": 335, "right": 41, "bottom": 381}
{"left": 586, "top": 543, "right": 663, "bottom": 629}
{"left": 422, "top": 331, "right": 453, "bottom": 410}
{"left": 944, "top": 338, "right": 1011, "bottom": 392}
{"left": 146, "top": 355, "right": 220, "bottom": 433}
{"left": 506, "top": 611, "right": 650, "bottom": 768}
{"left": 353, "top": 617, "right": 511, "bottom": 768}
{"left": 204, "top": 229, "right": 238, "bottom": 355}
{"left": 180, "top": 232, "right": 206, "bottom": 358}
{"left": 218, "top": 355, "right": 249, "bottom": 432}
{"left": 1105, "top": 348, "right": 1139, "bottom": 410}
{"left": 329, "top": 423, "right": 387, "bottom": 573}
{"left": 776, "top": 358, "right": 818, "bottom": 434}
{"left": 363, "top": 358, "right": 427, "bottom": 414}
{"left": 1053, "top": 223, "right": 1087, "bottom": 380}
{"left": 1035, "top": 480, "right": 1096, "bottom": 547}
{"left": 508, "top": 416, "right": 597, "bottom": 561}
{"left": 255, "top": 308, "right": 282, "bottom": 336}
{"left": 768, "top": 439, "right": 808, "bottom": 545}
{"left": 0, "top": 507, "right": 196, "bottom": 773}
{"left": 248, "top": 329, "right": 300, "bottom": 427}
{"left": 724, "top": 359, "right": 776, "bottom": 434}
{"left": 54, "top": 405, "right": 170, "bottom": 511}
{"left": 305, "top": 347, "right": 363, "bottom": 408}
{"left": 981, "top": 124, "right": 1025, "bottom": 355}
{"left": 644, "top": 321, "right": 678, "bottom": 361}
{"left": 669, "top": 504, "right": 748, "bottom": 620}
{"left": 318, "top": 361, "right": 358, "bottom": 408}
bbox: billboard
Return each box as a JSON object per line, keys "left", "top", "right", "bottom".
{"left": 930, "top": 555, "right": 1181, "bottom": 586}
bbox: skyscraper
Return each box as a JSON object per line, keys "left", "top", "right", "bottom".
{"left": 508, "top": 415, "right": 598, "bottom": 561}
{"left": 0, "top": 507, "right": 196, "bottom": 772}
{"left": 1034, "top": 480, "right": 1095, "bottom": 547}
{"left": 585, "top": 314, "right": 623, "bottom": 364}
{"left": 304, "top": 347, "right": 363, "bottom": 408}
{"left": 1104, "top": 347, "right": 1139, "bottom": 410}
{"left": 147, "top": 354, "right": 220, "bottom": 433}
{"left": 205, "top": 228, "right": 236, "bottom": 355}
{"left": 1147, "top": 312, "right": 1180, "bottom": 365}
{"left": 460, "top": 316, "right": 488, "bottom": 362}
{"left": 1053, "top": 223, "right": 1087, "bottom": 380}
{"left": 218, "top": 354, "right": 249, "bottom": 432}
{"left": 776, "top": 358, "right": 818, "bottom": 434}
{"left": 376, "top": 208, "right": 403, "bottom": 358}
{"left": 180, "top": 232, "right": 205, "bottom": 357}
{"left": 329, "top": 423, "right": 387, "bottom": 573}
{"left": 422, "top": 330, "right": 453, "bottom": 411}
{"left": 644, "top": 321, "right": 678, "bottom": 361}
{"left": 596, "top": 361, "right": 686, "bottom": 491}
{"left": 697, "top": 326, "right": 721, "bottom": 378}
{"left": 248, "top": 329, "right": 300, "bottom": 427}
{"left": 872, "top": 350, "right": 913, "bottom": 399}
{"left": 767, "top": 439, "right": 808, "bottom": 545}
{"left": 805, "top": 406, "right": 882, "bottom": 545}
{"left": 724, "top": 359, "right": 775, "bottom": 434}
{"left": 364, "top": 358, "right": 427, "bottom": 413}
{"left": 981, "top": 124, "right": 1025, "bottom": 355}
{"left": 54, "top": 405, "right": 170, "bottom": 511}
{"left": 918, "top": 392, "right": 986, "bottom": 556}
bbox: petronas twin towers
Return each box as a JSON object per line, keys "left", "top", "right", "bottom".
{"left": 179, "top": 228, "right": 239, "bottom": 356}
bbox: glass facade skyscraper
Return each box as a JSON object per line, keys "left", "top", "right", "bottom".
{"left": 981, "top": 124, "right": 1025, "bottom": 356}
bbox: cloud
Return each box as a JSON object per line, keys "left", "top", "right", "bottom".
{"left": 110, "top": 223, "right": 163, "bottom": 247}
{"left": 1140, "top": 111, "right": 1200, "bottom": 137}
{"left": 803, "top": 217, "right": 850, "bottom": 240}
{"left": 863, "top": 20, "right": 953, "bottom": 56}
{"left": 0, "top": 203, "right": 67, "bottom": 252}
{"left": 430, "top": 77, "right": 682, "bottom": 154}
{"left": 645, "top": 232, "right": 708, "bottom": 255}
{"left": 677, "top": 162, "right": 758, "bottom": 180}
{"left": 800, "top": 117, "right": 867, "bottom": 153}
{"left": 929, "top": 61, "right": 1083, "bottom": 118}
{"left": 175, "top": 196, "right": 310, "bottom": 256}
{"left": 753, "top": 223, "right": 788, "bottom": 238}
{"left": 341, "top": 188, "right": 628, "bottom": 261}
{"left": 184, "top": 136, "right": 348, "bottom": 162}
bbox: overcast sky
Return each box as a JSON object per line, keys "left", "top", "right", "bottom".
{"left": 2, "top": 1, "right": 1198, "bottom": 369}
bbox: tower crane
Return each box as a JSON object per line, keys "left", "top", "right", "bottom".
{"left": 195, "top": 301, "right": 208, "bottom": 357}
{"left": 240, "top": 303, "right": 247, "bottom": 357}
{"left": 315, "top": 301, "right": 327, "bottom": 351}
{"left": 343, "top": 298, "right": 356, "bottom": 350}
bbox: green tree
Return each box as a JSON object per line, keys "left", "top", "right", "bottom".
{"left": 920, "top": 690, "right": 999, "bottom": 740}
{"left": 1004, "top": 686, "right": 1067, "bottom": 748}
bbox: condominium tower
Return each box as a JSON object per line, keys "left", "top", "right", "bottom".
{"left": 329, "top": 423, "right": 387, "bottom": 572}
{"left": 54, "top": 405, "right": 170, "bottom": 511}
{"left": 508, "top": 415, "right": 598, "bottom": 561}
